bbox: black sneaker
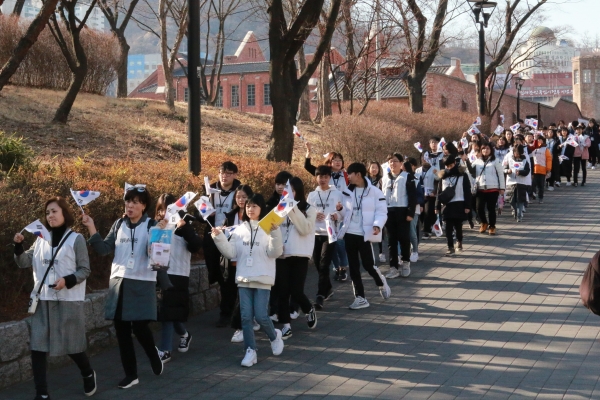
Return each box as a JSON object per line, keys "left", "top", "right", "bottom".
{"left": 445, "top": 248, "right": 455, "bottom": 257}
{"left": 314, "top": 295, "right": 324, "bottom": 310}
{"left": 324, "top": 289, "right": 334, "bottom": 300}
{"left": 306, "top": 307, "right": 317, "bottom": 329}
{"left": 118, "top": 376, "right": 139, "bottom": 389}
{"left": 281, "top": 326, "right": 292, "bottom": 340}
{"left": 422, "top": 233, "right": 431, "bottom": 239}
{"left": 333, "top": 268, "right": 340, "bottom": 281}
{"left": 178, "top": 333, "right": 192, "bottom": 353}
{"left": 339, "top": 269, "right": 348, "bottom": 281}
{"left": 151, "top": 347, "right": 164, "bottom": 375}
{"left": 215, "top": 315, "right": 230, "bottom": 328}
{"left": 83, "top": 370, "right": 97, "bottom": 396}
{"left": 159, "top": 350, "right": 171, "bottom": 363}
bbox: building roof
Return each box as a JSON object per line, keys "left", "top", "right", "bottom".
{"left": 137, "top": 83, "right": 158, "bottom": 94}
{"left": 172, "top": 61, "right": 271, "bottom": 78}
{"left": 531, "top": 26, "right": 555, "bottom": 39}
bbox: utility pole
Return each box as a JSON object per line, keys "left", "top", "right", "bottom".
{"left": 375, "top": 0, "right": 381, "bottom": 102}
{"left": 187, "top": 0, "right": 201, "bottom": 175}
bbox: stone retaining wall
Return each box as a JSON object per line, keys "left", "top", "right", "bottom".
{"left": 0, "top": 263, "right": 218, "bottom": 390}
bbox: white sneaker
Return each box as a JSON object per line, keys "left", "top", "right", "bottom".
{"left": 401, "top": 261, "right": 411, "bottom": 278}
{"left": 593, "top": 166, "right": 597, "bottom": 170}
{"left": 349, "top": 296, "right": 370, "bottom": 310}
{"left": 290, "top": 311, "right": 299, "bottom": 320}
{"left": 379, "top": 277, "right": 391, "bottom": 300}
{"left": 555, "top": 182, "right": 560, "bottom": 187}
{"left": 385, "top": 268, "right": 400, "bottom": 279}
{"left": 241, "top": 348, "right": 257, "bottom": 367}
{"left": 410, "top": 252, "right": 419, "bottom": 263}
{"left": 270, "top": 329, "right": 284, "bottom": 356}
{"left": 231, "top": 330, "right": 243, "bottom": 343}
{"left": 378, "top": 253, "right": 386, "bottom": 263}
{"left": 269, "top": 314, "right": 278, "bottom": 322}
{"left": 566, "top": 182, "right": 572, "bottom": 186}
{"left": 547, "top": 186, "right": 554, "bottom": 191}
{"left": 253, "top": 319, "right": 260, "bottom": 331}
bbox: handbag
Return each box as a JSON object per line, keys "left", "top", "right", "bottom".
{"left": 27, "top": 231, "right": 73, "bottom": 314}
{"left": 438, "top": 177, "right": 457, "bottom": 205}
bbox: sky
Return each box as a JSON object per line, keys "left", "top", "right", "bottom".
{"left": 542, "top": 0, "right": 600, "bottom": 43}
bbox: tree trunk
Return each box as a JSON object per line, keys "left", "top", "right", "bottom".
{"left": 53, "top": 66, "right": 86, "bottom": 123}
{"left": 0, "top": 0, "right": 60, "bottom": 91}
{"left": 12, "top": 0, "right": 25, "bottom": 15}
{"left": 406, "top": 73, "right": 424, "bottom": 113}
{"left": 321, "top": 53, "right": 332, "bottom": 119}
{"left": 297, "top": 46, "right": 311, "bottom": 122}
{"left": 266, "top": 59, "right": 297, "bottom": 162}
{"left": 117, "top": 36, "right": 130, "bottom": 98}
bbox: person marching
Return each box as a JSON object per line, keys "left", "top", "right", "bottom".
{"left": 367, "top": 161, "right": 386, "bottom": 262}
{"left": 586, "top": 118, "right": 600, "bottom": 169}
{"left": 14, "top": 197, "right": 96, "bottom": 399}
{"left": 382, "top": 153, "right": 417, "bottom": 278}
{"left": 466, "top": 142, "right": 505, "bottom": 235}
{"left": 531, "top": 136, "right": 552, "bottom": 203}
{"left": 436, "top": 156, "right": 472, "bottom": 256}
{"left": 557, "top": 126, "right": 575, "bottom": 186}
{"left": 83, "top": 186, "right": 164, "bottom": 389}
{"left": 503, "top": 145, "right": 531, "bottom": 222}
{"left": 306, "top": 166, "right": 345, "bottom": 310}
{"left": 418, "top": 151, "right": 438, "bottom": 239}
{"left": 407, "top": 157, "right": 424, "bottom": 263}
{"left": 154, "top": 194, "right": 202, "bottom": 363}
{"left": 202, "top": 162, "right": 242, "bottom": 328}
{"left": 545, "top": 128, "right": 560, "bottom": 191}
{"left": 211, "top": 194, "right": 285, "bottom": 367}
{"left": 339, "top": 163, "right": 390, "bottom": 309}
{"left": 573, "top": 124, "right": 591, "bottom": 187}
{"left": 276, "top": 177, "right": 318, "bottom": 339}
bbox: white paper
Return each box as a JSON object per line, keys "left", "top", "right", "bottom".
{"left": 151, "top": 243, "right": 171, "bottom": 267}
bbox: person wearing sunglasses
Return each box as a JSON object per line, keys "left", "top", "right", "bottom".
{"left": 82, "top": 185, "right": 167, "bottom": 389}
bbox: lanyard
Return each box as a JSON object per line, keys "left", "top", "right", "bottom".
{"left": 354, "top": 187, "right": 366, "bottom": 212}
{"left": 317, "top": 191, "right": 332, "bottom": 210}
{"left": 332, "top": 172, "right": 340, "bottom": 188}
{"left": 247, "top": 223, "right": 258, "bottom": 256}
{"left": 130, "top": 226, "right": 136, "bottom": 255}
{"left": 216, "top": 191, "right": 233, "bottom": 209}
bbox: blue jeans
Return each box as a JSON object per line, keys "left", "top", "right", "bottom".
{"left": 410, "top": 216, "right": 419, "bottom": 254}
{"left": 331, "top": 239, "right": 349, "bottom": 268}
{"left": 239, "top": 287, "right": 277, "bottom": 350}
{"left": 160, "top": 321, "right": 187, "bottom": 352}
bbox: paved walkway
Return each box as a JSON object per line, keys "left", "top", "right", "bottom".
{"left": 3, "top": 173, "right": 600, "bottom": 400}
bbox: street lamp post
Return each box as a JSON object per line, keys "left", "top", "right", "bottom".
{"left": 467, "top": 0, "right": 497, "bottom": 117}
{"left": 187, "top": 0, "right": 201, "bottom": 175}
{"left": 515, "top": 77, "right": 524, "bottom": 121}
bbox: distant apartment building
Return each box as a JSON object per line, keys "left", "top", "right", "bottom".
{"left": 1, "top": 0, "right": 106, "bottom": 31}
{"left": 127, "top": 53, "right": 162, "bottom": 95}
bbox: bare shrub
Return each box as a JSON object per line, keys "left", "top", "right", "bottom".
{"left": 0, "top": 15, "right": 119, "bottom": 94}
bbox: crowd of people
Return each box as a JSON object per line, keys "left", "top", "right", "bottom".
{"left": 12, "top": 117, "right": 597, "bottom": 399}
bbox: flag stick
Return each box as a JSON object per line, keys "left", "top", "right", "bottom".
{"left": 79, "top": 205, "right": 85, "bottom": 214}
{"left": 205, "top": 220, "right": 214, "bottom": 229}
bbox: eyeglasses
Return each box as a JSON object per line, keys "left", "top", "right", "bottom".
{"left": 219, "top": 171, "right": 235, "bottom": 177}
{"left": 388, "top": 159, "right": 400, "bottom": 163}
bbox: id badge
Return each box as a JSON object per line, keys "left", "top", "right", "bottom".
{"left": 246, "top": 257, "right": 254, "bottom": 267}
{"left": 126, "top": 254, "right": 135, "bottom": 269}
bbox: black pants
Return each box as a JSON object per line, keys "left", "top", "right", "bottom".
{"left": 423, "top": 197, "right": 437, "bottom": 233}
{"left": 203, "top": 235, "right": 237, "bottom": 317}
{"left": 32, "top": 350, "right": 92, "bottom": 395}
{"left": 573, "top": 157, "right": 587, "bottom": 184}
{"left": 532, "top": 174, "right": 546, "bottom": 199}
{"left": 590, "top": 146, "right": 598, "bottom": 166}
{"left": 312, "top": 235, "right": 334, "bottom": 297}
{"left": 275, "top": 257, "right": 313, "bottom": 324}
{"left": 344, "top": 233, "right": 383, "bottom": 298}
{"left": 475, "top": 191, "right": 499, "bottom": 227}
{"left": 385, "top": 207, "right": 411, "bottom": 266}
{"left": 445, "top": 218, "right": 463, "bottom": 249}
{"left": 114, "top": 319, "right": 158, "bottom": 378}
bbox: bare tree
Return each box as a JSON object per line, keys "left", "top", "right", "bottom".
{"left": 12, "top": 0, "right": 26, "bottom": 15}
{"left": 266, "top": 0, "right": 342, "bottom": 162}
{"left": 98, "top": 0, "right": 140, "bottom": 98}
{"left": 0, "top": 0, "right": 62, "bottom": 91}
{"left": 48, "top": 0, "right": 98, "bottom": 123}
{"left": 386, "top": 0, "right": 451, "bottom": 113}
{"left": 297, "top": 44, "right": 312, "bottom": 121}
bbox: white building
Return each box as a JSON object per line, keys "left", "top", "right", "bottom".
{"left": 1, "top": 0, "right": 105, "bottom": 31}
{"left": 513, "top": 26, "right": 579, "bottom": 79}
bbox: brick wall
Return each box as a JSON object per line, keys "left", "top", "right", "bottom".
{"left": 573, "top": 55, "right": 600, "bottom": 119}
{"left": 427, "top": 73, "right": 582, "bottom": 127}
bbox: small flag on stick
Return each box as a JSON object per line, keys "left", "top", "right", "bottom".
{"left": 21, "top": 220, "right": 51, "bottom": 243}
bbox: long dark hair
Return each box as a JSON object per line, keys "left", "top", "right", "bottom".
{"left": 232, "top": 185, "right": 253, "bottom": 213}
{"left": 289, "top": 177, "right": 308, "bottom": 213}
{"left": 155, "top": 193, "right": 176, "bottom": 217}
{"left": 243, "top": 194, "right": 267, "bottom": 222}
{"left": 480, "top": 142, "right": 496, "bottom": 162}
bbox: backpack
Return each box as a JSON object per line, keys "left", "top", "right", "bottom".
{"left": 438, "top": 177, "right": 458, "bottom": 205}
{"left": 115, "top": 218, "right": 154, "bottom": 233}
{"left": 580, "top": 251, "right": 600, "bottom": 315}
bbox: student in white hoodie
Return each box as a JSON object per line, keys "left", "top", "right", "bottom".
{"left": 211, "top": 194, "right": 285, "bottom": 367}
{"left": 339, "top": 163, "right": 390, "bottom": 310}
{"left": 381, "top": 153, "right": 417, "bottom": 279}
{"left": 306, "top": 166, "right": 345, "bottom": 310}
{"left": 275, "top": 177, "right": 318, "bottom": 340}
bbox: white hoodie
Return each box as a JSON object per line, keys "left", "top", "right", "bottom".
{"left": 213, "top": 221, "right": 282, "bottom": 290}
{"left": 338, "top": 178, "right": 388, "bottom": 242}
{"left": 306, "top": 186, "right": 345, "bottom": 235}
{"left": 280, "top": 205, "right": 317, "bottom": 258}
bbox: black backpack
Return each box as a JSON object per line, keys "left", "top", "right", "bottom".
{"left": 438, "top": 177, "right": 458, "bottom": 205}
{"left": 580, "top": 250, "right": 600, "bottom": 315}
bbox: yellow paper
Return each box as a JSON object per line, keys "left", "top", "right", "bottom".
{"left": 258, "top": 209, "right": 285, "bottom": 234}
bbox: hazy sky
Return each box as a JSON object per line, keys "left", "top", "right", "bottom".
{"left": 543, "top": 0, "right": 600, "bottom": 42}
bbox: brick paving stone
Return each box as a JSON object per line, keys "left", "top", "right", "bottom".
{"left": 4, "top": 172, "right": 600, "bottom": 399}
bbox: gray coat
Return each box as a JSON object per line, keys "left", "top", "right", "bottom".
{"left": 88, "top": 215, "right": 158, "bottom": 321}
